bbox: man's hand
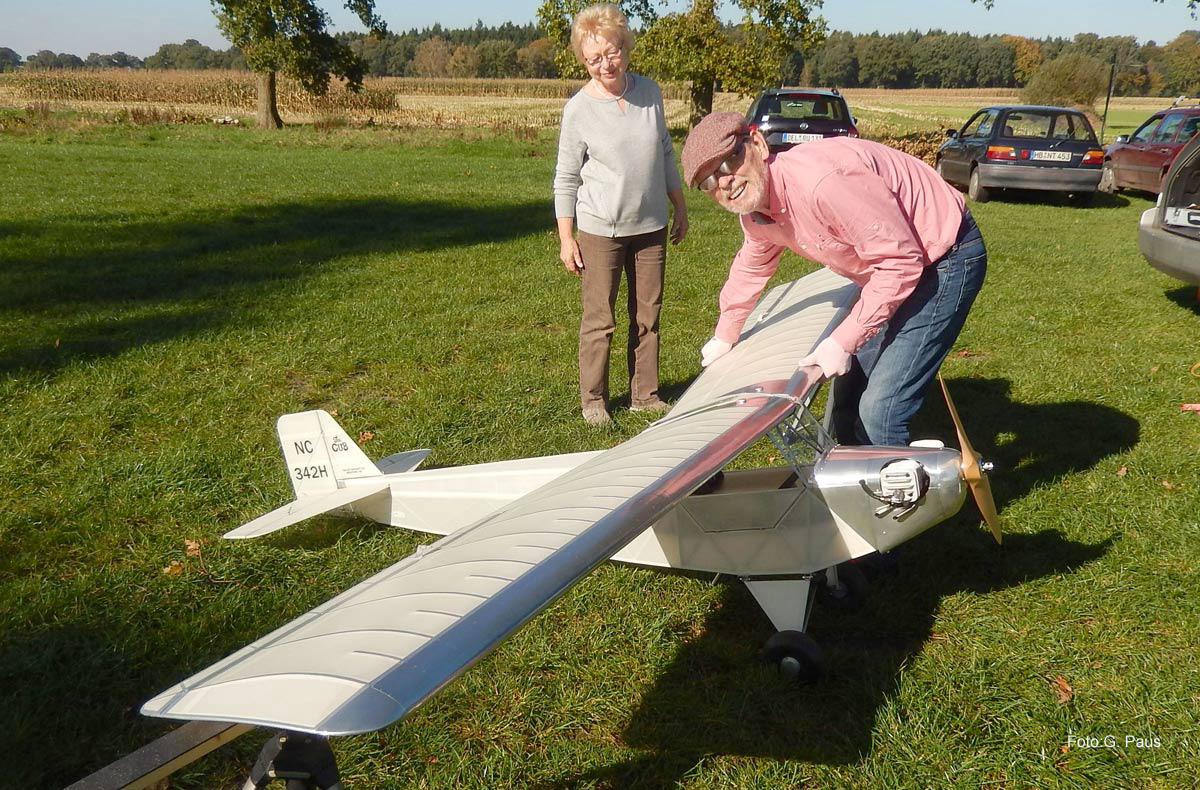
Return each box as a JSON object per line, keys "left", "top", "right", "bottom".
{"left": 798, "top": 337, "right": 851, "bottom": 378}
{"left": 701, "top": 337, "right": 733, "bottom": 367}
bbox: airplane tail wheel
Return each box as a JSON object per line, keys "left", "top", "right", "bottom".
{"left": 763, "top": 630, "right": 823, "bottom": 684}
{"left": 816, "top": 561, "right": 868, "bottom": 610}
{"left": 938, "top": 374, "right": 1002, "bottom": 544}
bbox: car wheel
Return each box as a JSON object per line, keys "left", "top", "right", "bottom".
{"left": 1097, "top": 162, "right": 1116, "bottom": 194}
{"left": 967, "top": 167, "right": 990, "bottom": 202}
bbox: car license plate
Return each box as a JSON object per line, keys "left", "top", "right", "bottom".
{"left": 1030, "top": 150, "right": 1072, "bottom": 162}
{"left": 1164, "top": 207, "right": 1200, "bottom": 228}
{"left": 783, "top": 133, "right": 823, "bottom": 144}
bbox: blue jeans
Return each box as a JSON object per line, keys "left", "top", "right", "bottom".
{"left": 832, "top": 211, "right": 987, "bottom": 446}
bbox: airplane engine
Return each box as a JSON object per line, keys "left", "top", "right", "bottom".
{"left": 812, "top": 444, "right": 966, "bottom": 552}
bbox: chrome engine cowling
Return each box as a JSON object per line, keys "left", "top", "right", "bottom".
{"left": 812, "top": 444, "right": 966, "bottom": 552}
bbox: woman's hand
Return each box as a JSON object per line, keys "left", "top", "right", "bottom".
{"left": 670, "top": 209, "right": 688, "bottom": 245}
{"left": 560, "top": 237, "right": 584, "bottom": 274}
{"left": 667, "top": 189, "right": 688, "bottom": 245}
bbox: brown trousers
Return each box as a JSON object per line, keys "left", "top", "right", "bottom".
{"left": 576, "top": 227, "right": 666, "bottom": 409}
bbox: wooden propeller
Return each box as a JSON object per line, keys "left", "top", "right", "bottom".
{"left": 938, "top": 374, "right": 1002, "bottom": 544}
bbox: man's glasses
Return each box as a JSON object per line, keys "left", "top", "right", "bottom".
{"left": 696, "top": 136, "right": 748, "bottom": 191}
{"left": 583, "top": 48, "right": 622, "bottom": 69}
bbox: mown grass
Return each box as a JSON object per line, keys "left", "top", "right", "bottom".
{"left": 1, "top": 108, "right": 1197, "bottom": 789}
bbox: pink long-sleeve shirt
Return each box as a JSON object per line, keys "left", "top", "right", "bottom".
{"left": 714, "top": 137, "right": 967, "bottom": 353}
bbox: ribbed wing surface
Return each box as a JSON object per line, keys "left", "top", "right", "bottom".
{"left": 141, "top": 270, "right": 857, "bottom": 735}
{"left": 671, "top": 267, "right": 856, "bottom": 413}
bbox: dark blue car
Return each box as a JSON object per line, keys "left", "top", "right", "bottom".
{"left": 936, "top": 105, "right": 1105, "bottom": 204}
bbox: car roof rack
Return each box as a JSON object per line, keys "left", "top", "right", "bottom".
{"left": 1166, "top": 95, "right": 1200, "bottom": 109}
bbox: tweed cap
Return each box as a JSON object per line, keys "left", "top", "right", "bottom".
{"left": 681, "top": 112, "right": 750, "bottom": 188}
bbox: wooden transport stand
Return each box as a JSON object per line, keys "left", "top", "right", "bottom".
{"left": 65, "top": 721, "right": 252, "bottom": 790}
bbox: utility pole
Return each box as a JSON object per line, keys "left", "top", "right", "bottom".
{"left": 1100, "top": 54, "right": 1141, "bottom": 144}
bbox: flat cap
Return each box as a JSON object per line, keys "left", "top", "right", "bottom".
{"left": 681, "top": 112, "right": 749, "bottom": 188}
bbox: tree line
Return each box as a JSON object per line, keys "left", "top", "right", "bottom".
{"left": 798, "top": 30, "right": 1200, "bottom": 97}
{"left": 4, "top": 24, "right": 1198, "bottom": 98}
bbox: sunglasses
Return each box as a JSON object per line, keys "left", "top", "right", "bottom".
{"left": 696, "top": 135, "right": 749, "bottom": 191}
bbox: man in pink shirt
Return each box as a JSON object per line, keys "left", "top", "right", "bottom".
{"left": 681, "top": 112, "right": 987, "bottom": 446}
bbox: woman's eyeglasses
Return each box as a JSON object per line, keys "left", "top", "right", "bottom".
{"left": 583, "top": 48, "right": 622, "bottom": 69}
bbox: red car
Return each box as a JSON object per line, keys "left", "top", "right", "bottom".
{"left": 1101, "top": 103, "right": 1200, "bottom": 195}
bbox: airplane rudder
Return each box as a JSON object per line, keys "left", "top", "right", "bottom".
{"left": 315, "top": 410, "right": 381, "bottom": 481}
{"left": 277, "top": 410, "right": 340, "bottom": 497}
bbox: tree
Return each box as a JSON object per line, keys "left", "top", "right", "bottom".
{"left": 633, "top": 0, "right": 727, "bottom": 124}
{"left": 475, "top": 39, "right": 519, "bottom": 77}
{"left": 1003, "top": 35, "right": 1043, "bottom": 86}
{"left": 84, "top": 51, "right": 145, "bottom": 69}
{"left": 1021, "top": 52, "right": 1108, "bottom": 108}
{"left": 447, "top": 44, "right": 480, "bottom": 77}
{"left": 1162, "top": 31, "right": 1200, "bottom": 95}
{"left": 24, "top": 50, "right": 82, "bottom": 69}
{"left": 975, "top": 36, "right": 1016, "bottom": 87}
{"left": 411, "top": 36, "right": 452, "bottom": 77}
{"left": 814, "top": 30, "right": 857, "bottom": 87}
{"left": 518, "top": 38, "right": 557, "bottom": 78}
{"left": 211, "top": 0, "right": 387, "bottom": 129}
{"left": 0, "top": 47, "right": 23, "bottom": 72}
{"left": 144, "top": 39, "right": 237, "bottom": 69}
{"left": 540, "top": 0, "right": 824, "bottom": 127}
{"left": 857, "top": 34, "right": 912, "bottom": 89}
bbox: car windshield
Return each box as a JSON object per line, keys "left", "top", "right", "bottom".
{"left": 1001, "top": 111, "right": 1096, "bottom": 142}
{"left": 762, "top": 94, "right": 847, "bottom": 122}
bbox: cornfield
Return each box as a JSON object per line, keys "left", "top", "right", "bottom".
{"left": 0, "top": 70, "right": 703, "bottom": 129}
{"left": 0, "top": 71, "right": 1161, "bottom": 164}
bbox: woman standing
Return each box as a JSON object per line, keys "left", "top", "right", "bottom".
{"left": 553, "top": 3, "right": 687, "bottom": 426}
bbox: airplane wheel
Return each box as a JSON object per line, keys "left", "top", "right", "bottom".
{"left": 763, "top": 630, "right": 823, "bottom": 684}
{"left": 817, "top": 561, "right": 868, "bottom": 610}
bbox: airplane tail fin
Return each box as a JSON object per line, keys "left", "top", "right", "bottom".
{"left": 278, "top": 410, "right": 381, "bottom": 497}
{"left": 223, "top": 410, "right": 429, "bottom": 540}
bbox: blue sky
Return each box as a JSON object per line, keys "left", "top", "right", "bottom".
{"left": 3, "top": 0, "right": 1197, "bottom": 58}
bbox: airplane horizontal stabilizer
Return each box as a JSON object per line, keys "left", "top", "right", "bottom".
{"left": 222, "top": 481, "right": 390, "bottom": 540}
{"left": 375, "top": 448, "right": 431, "bottom": 475}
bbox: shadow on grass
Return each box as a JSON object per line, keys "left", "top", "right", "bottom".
{"left": 1165, "top": 285, "right": 1200, "bottom": 313}
{"left": 975, "top": 189, "right": 1134, "bottom": 209}
{"left": 541, "top": 377, "right": 1130, "bottom": 787}
{"left": 0, "top": 196, "right": 549, "bottom": 374}
{"left": 912, "top": 377, "right": 1140, "bottom": 510}
{"left": 539, "top": 530, "right": 1112, "bottom": 789}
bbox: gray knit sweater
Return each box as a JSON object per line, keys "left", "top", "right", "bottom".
{"left": 553, "top": 74, "right": 683, "bottom": 238}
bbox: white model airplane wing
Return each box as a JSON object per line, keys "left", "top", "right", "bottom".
{"left": 142, "top": 269, "right": 858, "bottom": 736}
{"left": 670, "top": 267, "right": 855, "bottom": 413}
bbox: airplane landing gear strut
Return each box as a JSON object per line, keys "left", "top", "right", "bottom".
{"left": 242, "top": 731, "right": 343, "bottom": 790}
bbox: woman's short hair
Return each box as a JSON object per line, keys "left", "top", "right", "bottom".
{"left": 570, "top": 3, "right": 635, "bottom": 63}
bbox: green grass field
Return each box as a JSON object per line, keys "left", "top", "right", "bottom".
{"left": 1, "top": 109, "right": 1198, "bottom": 789}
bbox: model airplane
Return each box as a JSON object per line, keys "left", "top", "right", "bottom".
{"left": 141, "top": 267, "right": 1000, "bottom": 775}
